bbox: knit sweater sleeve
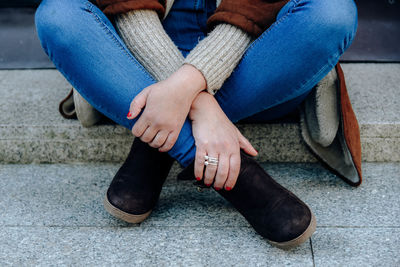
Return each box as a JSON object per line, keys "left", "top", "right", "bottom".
{"left": 114, "top": 1, "right": 253, "bottom": 95}
{"left": 184, "top": 0, "right": 290, "bottom": 95}
{"left": 184, "top": 24, "right": 252, "bottom": 95}
{"left": 115, "top": 8, "right": 183, "bottom": 81}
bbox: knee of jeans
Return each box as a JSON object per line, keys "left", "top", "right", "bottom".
{"left": 310, "top": 0, "right": 358, "bottom": 52}
{"left": 35, "top": 0, "right": 84, "bottom": 53}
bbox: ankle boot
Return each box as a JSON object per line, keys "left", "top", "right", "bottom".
{"left": 104, "top": 138, "right": 175, "bottom": 223}
{"left": 178, "top": 150, "right": 316, "bottom": 249}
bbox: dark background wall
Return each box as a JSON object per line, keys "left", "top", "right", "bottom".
{"left": 0, "top": 0, "right": 399, "bottom": 69}
{"left": 344, "top": 0, "right": 400, "bottom": 61}
{"left": 0, "top": 0, "right": 41, "bottom": 7}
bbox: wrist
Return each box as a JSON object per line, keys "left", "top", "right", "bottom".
{"left": 189, "top": 91, "right": 217, "bottom": 120}
{"left": 168, "top": 64, "right": 207, "bottom": 96}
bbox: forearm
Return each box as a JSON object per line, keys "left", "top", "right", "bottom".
{"left": 184, "top": 24, "right": 252, "bottom": 95}
{"left": 115, "top": 9, "right": 184, "bottom": 81}
{"left": 115, "top": 8, "right": 253, "bottom": 99}
{"left": 185, "top": 0, "right": 290, "bottom": 95}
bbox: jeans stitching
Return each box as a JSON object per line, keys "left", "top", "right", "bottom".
{"left": 84, "top": 2, "right": 156, "bottom": 83}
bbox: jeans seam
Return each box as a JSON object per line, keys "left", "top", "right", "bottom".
{"left": 84, "top": 2, "right": 155, "bottom": 83}
{"left": 194, "top": 0, "right": 199, "bottom": 10}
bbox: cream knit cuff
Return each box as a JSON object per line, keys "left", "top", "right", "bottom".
{"left": 184, "top": 24, "right": 252, "bottom": 95}
{"left": 115, "top": 10, "right": 184, "bottom": 81}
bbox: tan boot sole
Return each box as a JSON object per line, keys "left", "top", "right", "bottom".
{"left": 103, "top": 195, "right": 152, "bottom": 224}
{"left": 268, "top": 212, "right": 317, "bottom": 249}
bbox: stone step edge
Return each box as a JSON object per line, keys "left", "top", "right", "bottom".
{"left": 0, "top": 122, "right": 399, "bottom": 140}
{"left": 0, "top": 122, "right": 399, "bottom": 162}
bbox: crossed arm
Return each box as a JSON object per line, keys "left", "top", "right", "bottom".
{"left": 95, "top": 0, "right": 287, "bottom": 189}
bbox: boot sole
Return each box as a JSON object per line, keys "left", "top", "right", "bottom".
{"left": 268, "top": 212, "right": 317, "bottom": 249}
{"left": 103, "top": 195, "right": 152, "bottom": 224}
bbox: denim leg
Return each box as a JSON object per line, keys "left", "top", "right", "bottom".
{"left": 215, "top": 0, "right": 358, "bottom": 122}
{"left": 35, "top": 0, "right": 196, "bottom": 166}
{"left": 35, "top": 0, "right": 357, "bottom": 167}
{"left": 174, "top": 0, "right": 358, "bottom": 165}
{"left": 35, "top": 0, "right": 155, "bottom": 127}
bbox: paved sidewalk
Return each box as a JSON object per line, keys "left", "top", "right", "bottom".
{"left": 0, "top": 162, "right": 398, "bottom": 266}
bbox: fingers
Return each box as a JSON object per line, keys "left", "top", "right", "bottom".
{"left": 127, "top": 88, "right": 149, "bottom": 119}
{"left": 194, "top": 147, "right": 206, "bottom": 181}
{"left": 224, "top": 152, "right": 241, "bottom": 190}
{"left": 140, "top": 126, "right": 158, "bottom": 143}
{"left": 149, "top": 130, "right": 168, "bottom": 148}
{"left": 203, "top": 153, "right": 218, "bottom": 186}
{"left": 158, "top": 132, "right": 178, "bottom": 152}
{"left": 132, "top": 118, "right": 178, "bottom": 150}
{"left": 237, "top": 129, "right": 258, "bottom": 156}
{"left": 131, "top": 116, "right": 148, "bottom": 137}
{"left": 214, "top": 154, "right": 229, "bottom": 190}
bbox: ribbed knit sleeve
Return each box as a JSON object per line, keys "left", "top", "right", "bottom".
{"left": 115, "top": 9, "right": 184, "bottom": 81}
{"left": 184, "top": 23, "right": 252, "bottom": 95}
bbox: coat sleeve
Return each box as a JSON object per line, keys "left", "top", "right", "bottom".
{"left": 96, "top": 0, "right": 166, "bottom": 18}
{"left": 207, "top": 0, "right": 289, "bottom": 37}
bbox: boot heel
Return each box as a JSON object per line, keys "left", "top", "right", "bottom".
{"left": 103, "top": 194, "right": 152, "bottom": 224}
{"left": 268, "top": 212, "right": 317, "bottom": 249}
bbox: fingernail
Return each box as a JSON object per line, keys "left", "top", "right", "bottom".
{"left": 127, "top": 111, "right": 132, "bottom": 118}
{"left": 205, "top": 183, "right": 211, "bottom": 187}
{"left": 225, "top": 187, "right": 232, "bottom": 191}
{"left": 256, "top": 149, "right": 259, "bottom": 153}
{"left": 214, "top": 187, "right": 221, "bottom": 191}
{"left": 196, "top": 177, "right": 201, "bottom": 181}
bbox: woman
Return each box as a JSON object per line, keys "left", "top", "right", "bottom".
{"left": 35, "top": 0, "right": 358, "bottom": 248}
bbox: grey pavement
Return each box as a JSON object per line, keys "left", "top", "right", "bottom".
{"left": 0, "top": 162, "right": 399, "bottom": 266}
{"left": 0, "top": 63, "right": 399, "bottom": 163}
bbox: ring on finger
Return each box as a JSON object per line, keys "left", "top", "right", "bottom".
{"left": 204, "top": 155, "right": 218, "bottom": 166}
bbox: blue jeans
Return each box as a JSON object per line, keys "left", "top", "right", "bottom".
{"left": 35, "top": 0, "right": 357, "bottom": 167}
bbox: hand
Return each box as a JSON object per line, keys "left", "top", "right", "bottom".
{"left": 127, "top": 64, "right": 206, "bottom": 152}
{"left": 189, "top": 92, "right": 258, "bottom": 190}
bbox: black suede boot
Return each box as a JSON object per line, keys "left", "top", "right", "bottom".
{"left": 104, "top": 138, "right": 175, "bottom": 223}
{"left": 178, "top": 150, "right": 316, "bottom": 249}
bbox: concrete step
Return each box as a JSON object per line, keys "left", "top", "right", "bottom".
{"left": 0, "top": 63, "right": 399, "bottom": 163}
{"left": 0, "top": 162, "right": 398, "bottom": 265}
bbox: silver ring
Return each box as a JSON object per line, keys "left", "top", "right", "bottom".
{"left": 204, "top": 161, "right": 218, "bottom": 166}
{"left": 204, "top": 155, "right": 218, "bottom": 166}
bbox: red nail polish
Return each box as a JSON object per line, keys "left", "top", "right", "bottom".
{"left": 196, "top": 177, "right": 201, "bottom": 181}
{"left": 226, "top": 187, "right": 232, "bottom": 191}
{"left": 214, "top": 187, "right": 221, "bottom": 191}
{"left": 127, "top": 111, "right": 132, "bottom": 118}
{"left": 205, "top": 183, "right": 211, "bottom": 187}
